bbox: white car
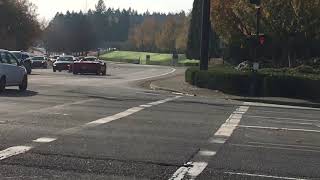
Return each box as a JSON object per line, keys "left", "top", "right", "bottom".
{"left": 0, "top": 49, "right": 28, "bottom": 92}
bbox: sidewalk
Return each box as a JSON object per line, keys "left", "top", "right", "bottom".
{"left": 148, "top": 68, "right": 320, "bottom": 108}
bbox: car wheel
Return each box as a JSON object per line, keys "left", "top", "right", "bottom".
{"left": 53, "top": 68, "right": 56, "bottom": 72}
{"left": 0, "top": 77, "right": 6, "bottom": 93}
{"left": 73, "top": 71, "right": 77, "bottom": 75}
{"left": 59, "top": 70, "right": 62, "bottom": 72}
{"left": 19, "top": 76, "right": 28, "bottom": 92}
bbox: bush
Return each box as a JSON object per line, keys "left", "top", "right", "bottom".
{"left": 186, "top": 66, "right": 320, "bottom": 99}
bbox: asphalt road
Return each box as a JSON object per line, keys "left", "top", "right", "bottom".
{"left": 0, "top": 63, "right": 320, "bottom": 180}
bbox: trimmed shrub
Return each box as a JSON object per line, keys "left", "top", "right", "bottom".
{"left": 185, "top": 66, "right": 320, "bottom": 99}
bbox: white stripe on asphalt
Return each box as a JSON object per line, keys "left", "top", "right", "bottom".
{"left": 199, "top": 150, "right": 216, "bottom": 157}
{"left": 187, "top": 162, "right": 208, "bottom": 179}
{"left": 244, "top": 115, "right": 320, "bottom": 122}
{"left": 33, "top": 137, "right": 57, "bottom": 143}
{"left": 0, "top": 96, "right": 181, "bottom": 161}
{"left": 169, "top": 105, "right": 249, "bottom": 180}
{"left": 0, "top": 146, "right": 33, "bottom": 160}
{"left": 244, "top": 102, "right": 320, "bottom": 111}
{"left": 238, "top": 125, "right": 320, "bottom": 133}
{"left": 225, "top": 172, "right": 308, "bottom": 180}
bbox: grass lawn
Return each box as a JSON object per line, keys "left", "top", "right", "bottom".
{"left": 101, "top": 51, "right": 199, "bottom": 66}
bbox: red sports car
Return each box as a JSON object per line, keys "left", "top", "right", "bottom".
{"left": 71, "top": 56, "right": 107, "bottom": 75}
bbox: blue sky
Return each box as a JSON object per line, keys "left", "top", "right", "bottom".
{"left": 30, "top": 0, "right": 194, "bottom": 20}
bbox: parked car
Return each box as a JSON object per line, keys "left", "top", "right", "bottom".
{"left": 53, "top": 56, "right": 75, "bottom": 72}
{"left": 50, "top": 55, "right": 60, "bottom": 63}
{"left": 10, "top": 51, "right": 32, "bottom": 74}
{"left": 71, "top": 56, "right": 107, "bottom": 75}
{"left": 0, "top": 49, "right": 28, "bottom": 92}
{"left": 31, "top": 56, "right": 48, "bottom": 68}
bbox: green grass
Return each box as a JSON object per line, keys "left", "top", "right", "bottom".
{"left": 101, "top": 51, "right": 199, "bottom": 66}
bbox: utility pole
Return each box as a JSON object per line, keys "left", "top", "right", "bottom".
{"left": 200, "top": 0, "right": 211, "bottom": 71}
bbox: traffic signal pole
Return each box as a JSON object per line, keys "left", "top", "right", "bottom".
{"left": 200, "top": 0, "right": 211, "bottom": 71}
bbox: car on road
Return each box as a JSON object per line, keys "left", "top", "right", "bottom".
{"left": 31, "top": 56, "right": 48, "bottom": 69}
{"left": 10, "top": 51, "right": 32, "bottom": 74}
{"left": 53, "top": 56, "right": 75, "bottom": 72}
{"left": 50, "top": 55, "right": 60, "bottom": 64}
{"left": 71, "top": 56, "right": 107, "bottom": 75}
{"left": 0, "top": 49, "right": 28, "bottom": 92}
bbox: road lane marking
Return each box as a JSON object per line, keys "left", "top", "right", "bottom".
{"left": 169, "top": 105, "right": 249, "bottom": 180}
{"left": 248, "top": 142, "right": 320, "bottom": 150}
{"left": 88, "top": 107, "right": 145, "bottom": 125}
{"left": 238, "top": 125, "right": 320, "bottom": 133}
{"left": 187, "top": 162, "right": 208, "bottom": 179}
{"left": 33, "top": 137, "right": 57, "bottom": 143}
{"left": 244, "top": 102, "right": 320, "bottom": 111}
{"left": 0, "top": 146, "right": 33, "bottom": 160}
{"left": 169, "top": 162, "right": 208, "bottom": 180}
{"left": 198, "top": 150, "right": 216, "bottom": 157}
{"left": 225, "top": 172, "right": 308, "bottom": 180}
{"left": 244, "top": 115, "right": 320, "bottom": 123}
{"left": 230, "top": 143, "right": 320, "bottom": 153}
{"left": 0, "top": 96, "right": 182, "bottom": 161}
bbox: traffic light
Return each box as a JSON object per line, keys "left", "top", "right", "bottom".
{"left": 249, "top": 0, "right": 261, "bottom": 5}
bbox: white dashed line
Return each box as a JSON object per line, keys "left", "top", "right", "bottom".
{"left": 0, "top": 146, "right": 33, "bottom": 160}
{"left": 33, "top": 137, "right": 57, "bottom": 143}
{"left": 0, "top": 96, "right": 182, "bottom": 161}
{"left": 169, "top": 105, "right": 249, "bottom": 180}
{"left": 225, "top": 172, "right": 308, "bottom": 180}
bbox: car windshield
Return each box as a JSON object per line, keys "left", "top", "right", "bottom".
{"left": 58, "top": 57, "right": 73, "bottom": 61}
{"left": 84, "top": 58, "right": 96, "bottom": 61}
{"left": 12, "top": 52, "right": 22, "bottom": 59}
{"left": 33, "top": 57, "right": 45, "bottom": 61}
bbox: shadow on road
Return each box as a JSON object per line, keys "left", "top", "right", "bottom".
{"left": 0, "top": 89, "right": 38, "bottom": 97}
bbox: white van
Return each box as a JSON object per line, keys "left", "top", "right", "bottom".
{"left": 0, "top": 49, "right": 28, "bottom": 92}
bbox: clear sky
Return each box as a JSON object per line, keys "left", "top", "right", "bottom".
{"left": 30, "top": 0, "right": 194, "bottom": 20}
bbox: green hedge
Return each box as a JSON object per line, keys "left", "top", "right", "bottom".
{"left": 186, "top": 66, "right": 320, "bottom": 99}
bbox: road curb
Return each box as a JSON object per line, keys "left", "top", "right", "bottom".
{"left": 150, "top": 82, "right": 196, "bottom": 96}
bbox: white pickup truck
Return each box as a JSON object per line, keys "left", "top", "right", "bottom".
{"left": 0, "top": 49, "right": 28, "bottom": 93}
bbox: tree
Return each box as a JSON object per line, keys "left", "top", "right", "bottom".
{"left": 95, "top": 0, "right": 106, "bottom": 14}
{"left": 155, "top": 17, "right": 178, "bottom": 52}
{"left": 187, "top": 0, "right": 222, "bottom": 59}
{"left": 0, "top": 0, "right": 41, "bottom": 50}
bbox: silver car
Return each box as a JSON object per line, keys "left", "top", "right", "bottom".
{"left": 0, "top": 49, "right": 28, "bottom": 92}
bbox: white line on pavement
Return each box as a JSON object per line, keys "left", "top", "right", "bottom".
{"left": 0, "top": 146, "right": 33, "bottom": 160}
{"left": 0, "top": 96, "right": 182, "bottom": 161}
{"left": 230, "top": 143, "right": 320, "bottom": 153}
{"left": 225, "top": 171, "right": 308, "bottom": 180}
{"left": 244, "top": 102, "right": 320, "bottom": 111}
{"left": 244, "top": 115, "right": 320, "bottom": 123}
{"left": 169, "top": 105, "right": 250, "bottom": 180}
{"left": 33, "top": 137, "right": 57, "bottom": 143}
{"left": 238, "top": 125, "right": 320, "bottom": 133}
